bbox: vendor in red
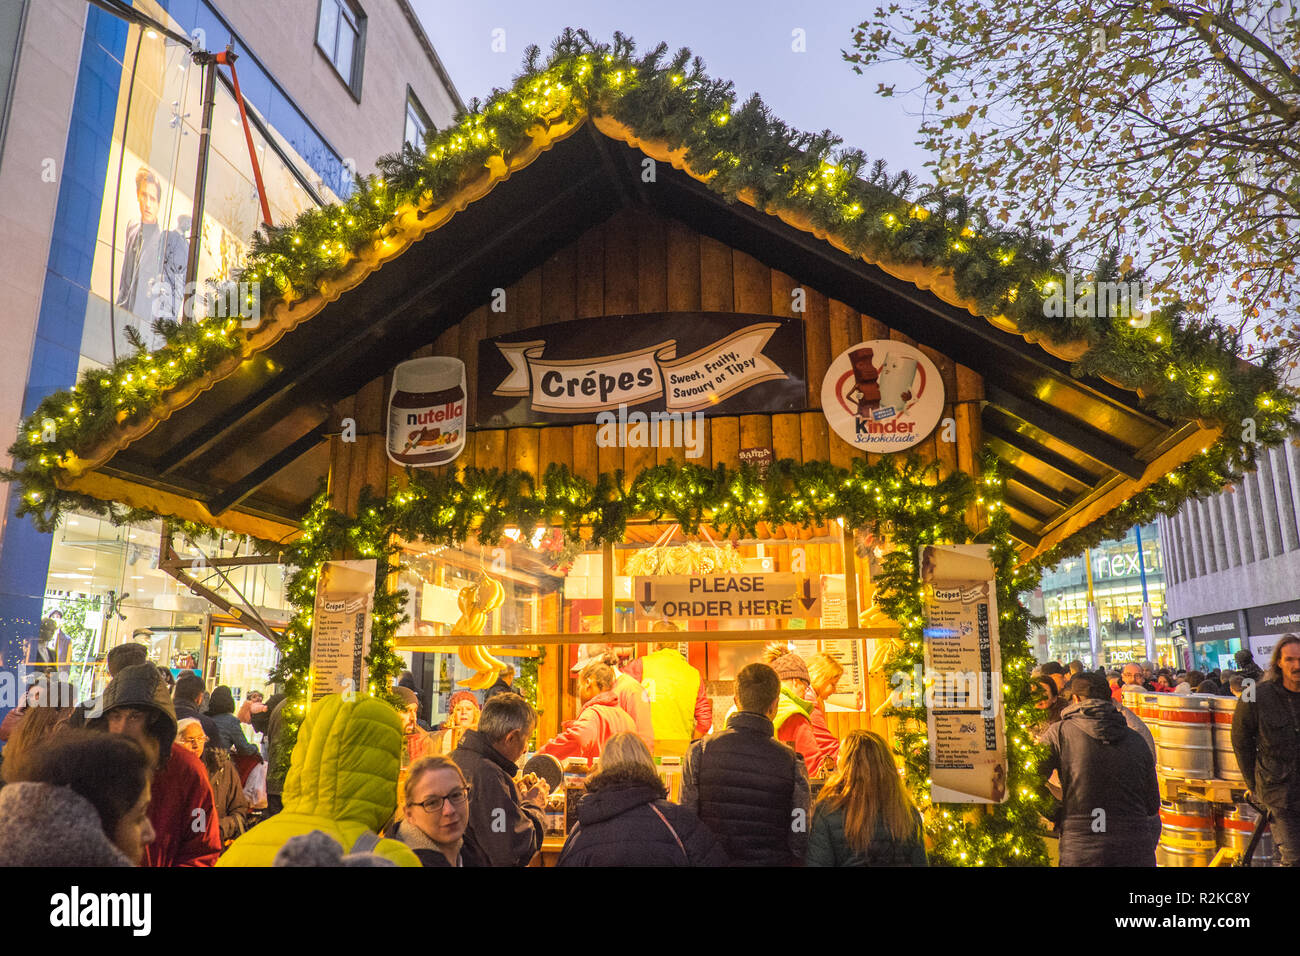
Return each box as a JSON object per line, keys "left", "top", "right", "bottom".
{"left": 570, "top": 645, "right": 654, "bottom": 750}
{"left": 763, "top": 647, "right": 822, "bottom": 777}
{"left": 539, "top": 660, "right": 636, "bottom": 762}
{"left": 806, "top": 653, "right": 845, "bottom": 770}
{"left": 87, "top": 662, "right": 221, "bottom": 866}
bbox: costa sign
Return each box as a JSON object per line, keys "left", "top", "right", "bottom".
{"left": 821, "top": 340, "right": 944, "bottom": 452}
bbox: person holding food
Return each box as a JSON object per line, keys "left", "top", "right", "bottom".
{"left": 450, "top": 693, "right": 549, "bottom": 866}
{"left": 539, "top": 660, "right": 636, "bottom": 763}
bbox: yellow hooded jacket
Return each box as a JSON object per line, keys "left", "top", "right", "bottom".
{"left": 217, "top": 694, "right": 419, "bottom": 867}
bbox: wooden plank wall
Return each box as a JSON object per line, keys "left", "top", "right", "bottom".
{"left": 325, "top": 206, "right": 985, "bottom": 724}
{"left": 327, "top": 207, "right": 985, "bottom": 494}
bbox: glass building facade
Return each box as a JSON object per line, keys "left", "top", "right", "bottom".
{"left": 1038, "top": 522, "right": 1178, "bottom": 666}
{"left": 0, "top": 0, "right": 457, "bottom": 710}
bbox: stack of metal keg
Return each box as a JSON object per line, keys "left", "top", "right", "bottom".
{"left": 1122, "top": 691, "right": 1275, "bottom": 867}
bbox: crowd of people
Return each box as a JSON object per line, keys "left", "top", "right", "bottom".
{"left": 0, "top": 633, "right": 1295, "bottom": 867}
{"left": 0, "top": 641, "right": 284, "bottom": 867}
{"left": 1030, "top": 634, "right": 1300, "bottom": 867}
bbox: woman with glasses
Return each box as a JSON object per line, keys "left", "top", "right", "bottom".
{"left": 386, "top": 755, "right": 487, "bottom": 867}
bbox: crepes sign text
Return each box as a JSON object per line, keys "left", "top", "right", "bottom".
{"left": 476, "top": 312, "right": 806, "bottom": 426}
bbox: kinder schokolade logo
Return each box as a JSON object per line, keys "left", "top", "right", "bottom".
{"left": 821, "top": 341, "right": 944, "bottom": 452}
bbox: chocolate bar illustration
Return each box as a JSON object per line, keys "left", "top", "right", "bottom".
{"left": 848, "top": 347, "right": 881, "bottom": 416}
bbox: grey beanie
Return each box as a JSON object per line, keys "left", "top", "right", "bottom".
{"left": 273, "top": 830, "right": 397, "bottom": 867}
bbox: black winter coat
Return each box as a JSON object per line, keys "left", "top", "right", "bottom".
{"left": 1232, "top": 679, "right": 1300, "bottom": 811}
{"left": 450, "top": 730, "right": 545, "bottom": 867}
{"left": 1040, "top": 699, "right": 1161, "bottom": 867}
{"left": 556, "top": 763, "right": 728, "bottom": 867}
{"left": 681, "top": 711, "right": 811, "bottom": 866}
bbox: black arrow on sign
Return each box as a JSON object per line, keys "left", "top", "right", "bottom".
{"left": 639, "top": 581, "right": 657, "bottom": 614}
{"left": 799, "top": 578, "right": 818, "bottom": 611}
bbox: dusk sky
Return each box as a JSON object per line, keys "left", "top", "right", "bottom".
{"left": 412, "top": 0, "right": 933, "bottom": 183}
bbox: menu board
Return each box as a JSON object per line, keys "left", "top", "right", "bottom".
{"left": 309, "top": 560, "right": 376, "bottom": 703}
{"left": 921, "top": 545, "right": 1008, "bottom": 804}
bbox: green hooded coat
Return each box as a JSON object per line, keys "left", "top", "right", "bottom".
{"left": 218, "top": 694, "right": 419, "bottom": 867}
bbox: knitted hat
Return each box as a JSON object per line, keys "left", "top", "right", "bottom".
{"left": 448, "top": 690, "right": 480, "bottom": 712}
{"left": 394, "top": 686, "right": 419, "bottom": 709}
{"left": 106, "top": 642, "right": 148, "bottom": 677}
{"left": 272, "top": 830, "right": 397, "bottom": 867}
{"left": 770, "top": 653, "right": 810, "bottom": 683}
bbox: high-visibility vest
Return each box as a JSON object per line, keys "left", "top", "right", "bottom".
{"left": 639, "top": 649, "right": 702, "bottom": 743}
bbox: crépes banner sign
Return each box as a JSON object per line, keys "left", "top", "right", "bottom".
{"left": 475, "top": 312, "right": 806, "bottom": 426}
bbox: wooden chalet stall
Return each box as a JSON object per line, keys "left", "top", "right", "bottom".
{"left": 32, "top": 47, "right": 1262, "bottom": 867}
{"left": 50, "top": 113, "right": 1218, "bottom": 740}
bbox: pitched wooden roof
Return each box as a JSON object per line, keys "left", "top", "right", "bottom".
{"left": 55, "top": 111, "right": 1217, "bottom": 559}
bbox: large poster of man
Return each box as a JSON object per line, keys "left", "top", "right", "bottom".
{"left": 114, "top": 166, "right": 188, "bottom": 335}
{"left": 81, "top": 2, "right": 330, "bottom": 366}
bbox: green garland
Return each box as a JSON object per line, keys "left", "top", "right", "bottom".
{"left": 256, "top": 454, "right": 1043, "bottom": 863}
{"left": 875, "top": 455, "right": 1050, "bottom": 865}
{"left": 1, "top": 30, "right": 1294, "bottom": 576}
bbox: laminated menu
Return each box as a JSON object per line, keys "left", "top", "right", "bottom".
{"left": 920, "top": 545, "right": 1008, "bottom": 804}
{"left": 310, "top": 560, "right": 377, "bottom": 703}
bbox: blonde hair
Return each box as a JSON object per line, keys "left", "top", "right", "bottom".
{"left": 404, "top": 755, "right": 466, "bottom": 805}
{"left": 808, "top": 653, "right": 844, "bottom": 692}
{"left": 579, "top": 659, "right": 615, "bottom": 691}
{"left": 815, "top": 730, "right": 920, "bottom": 850}
{"left": 598, "top": 732, "right": 655, "bottom": 773}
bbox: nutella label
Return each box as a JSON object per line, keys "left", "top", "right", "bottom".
{"left": 387, "top": 358, "right": 467, "bottom": 467}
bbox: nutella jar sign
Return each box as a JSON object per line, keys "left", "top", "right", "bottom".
{"left": 387, "top": 357, "right": 467, "bottom": 467}
{"left": 821, "top": 341, "right": 944, "bottom": 452}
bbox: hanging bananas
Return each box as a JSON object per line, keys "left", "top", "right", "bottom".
{"left": 451, "top": 574, "right": 507, "bottom": 687}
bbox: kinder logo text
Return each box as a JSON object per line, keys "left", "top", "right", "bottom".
{"left": 50, "top": 886, "right": 151, "bottom": 936}
{"left": 821, "top": 340, "right": 945, "bottom": 453}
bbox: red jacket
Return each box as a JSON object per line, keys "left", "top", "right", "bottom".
{"left": 613, "top": 671, "right": 655, "bottom": 749}
{"left": 539, "top": 691, "right": 636, "bottom": 762}
{"left": 144, "top": 743, "right": 222, "bottom": 867}
{"left": 778, "top": 713, "right": 822, "bottom": 778}
{"left": 808, "top": 699, "right": 840, "bottom": 769}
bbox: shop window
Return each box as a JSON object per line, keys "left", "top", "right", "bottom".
{"left": 395, "top": 518, "right": 873, "bottom": 720}
{"left": 316, "top": 0, "right": 365, "bottom": 98}
{"left": 41, "top": 512, "right": 290, "bottom": 700}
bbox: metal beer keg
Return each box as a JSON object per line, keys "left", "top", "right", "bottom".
{"left": 1218, "top": 802, "right": 1276, "bottom": 867}
{"left": 1155, "top": 694, "right": 1214, "bottom": 778}
{"left": 1209, "top": 696, "right": 1244, "bottom": 782}
{"left": 1157, "top": 798, "right": 1217, "bottom": 867}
